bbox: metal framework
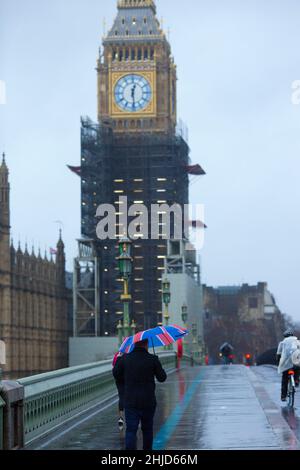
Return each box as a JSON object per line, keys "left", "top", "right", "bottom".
{"left": 73, "top": 239, "right": 101, "bottom": 337}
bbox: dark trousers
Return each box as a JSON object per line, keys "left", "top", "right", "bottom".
{"left": 125, "top": 406, "right": 156, "bottom": 450}
{"left": 282, "top": 368, "right": 300, "bottom": 398}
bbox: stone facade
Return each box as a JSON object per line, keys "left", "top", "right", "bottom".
{"left": 203, "top": 283, "right": 285, "bottom": 363}
{"left": 0, "top": 155, "right": 69, "bottom": 378}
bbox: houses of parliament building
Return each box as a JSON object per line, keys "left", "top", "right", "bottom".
{"left": 0, "top": 154, "right": 69, "bottom": 378}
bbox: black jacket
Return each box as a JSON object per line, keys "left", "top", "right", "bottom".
{"left": 113, "top": 347, "right": 167, "bottom": 409}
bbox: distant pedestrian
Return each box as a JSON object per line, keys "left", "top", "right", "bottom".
{"left": 112, "top": 352, "right": 125, "bottom": 430}
{"left": 113, "top": 339, "right": 167, "bottom": 450}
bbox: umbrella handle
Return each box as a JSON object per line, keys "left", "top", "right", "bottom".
{"left": 152, "top": 337, "right": 156, "bottom": 355}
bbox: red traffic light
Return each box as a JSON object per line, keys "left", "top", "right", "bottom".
{"left": 245, "top": 354, "right": 251, "bottom": 360}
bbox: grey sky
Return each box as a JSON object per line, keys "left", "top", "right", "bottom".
{"left": 0, "top": 0, "right": 300, "bottom": 320}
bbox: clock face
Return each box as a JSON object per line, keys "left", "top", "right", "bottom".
{"left": 114, "top": 74, "right": 152, "bottom": 113}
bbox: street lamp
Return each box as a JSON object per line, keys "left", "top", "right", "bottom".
{"left": 162, "top": 278, "right": 171, "bottom": 350}
{"left": 181, "top": 303, "right": 188, "bottom": 325}
{"left": 181, "top": 303, "right": 189, "bottom": 355}
{"left": 192, "top": 323, "right": 197, "bottom": 362}
{"left": 198, "top": 335, "right": 204, "bottom": 364}
{"left": 162, "top": 278, "right": 171, "bottom": 326}
{"left": 117, "top": 237, "right": 133, "bottom": 343}
{"left": 0, "top": 340, "right": 5, "bottom": 390}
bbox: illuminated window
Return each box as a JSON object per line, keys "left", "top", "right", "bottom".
{"left": 134, "top": 278, "right": 144, "bottom": 282}
{"left": 134, "top": 190, "right": 143, "bottom": 193}
{"left": 134, "top": 178, "right": 143, "bottom": 182}
{"left": 157, "top": 267, "right": 165, "bottom": 271}
{"left": 114, "top": 190, "right": 124, "bottom": 194}
{"left": 157, "top": 200, "right": 167, "bottom": 204}
{"left": 157, "top": 189, "right": 166, "bottom": 193}
{"left": 104, "top": 268, "right": 108, "bottom": 272}
{"left": 157, "top": 178, "right": 167, "bottom": 182}
{"left": 157, "top": 256, "right": 166, "bottom": 259}
{"left": 134, "top": 201, "right": 144, "bottom": 204}
{"left": 114, "top": 179, "right": 124, "bottom": 183}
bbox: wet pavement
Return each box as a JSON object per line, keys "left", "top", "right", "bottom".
{"left": 30, "top": 365, "right": 300, "bottom": 451}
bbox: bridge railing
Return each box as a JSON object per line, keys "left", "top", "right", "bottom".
{"left": 17, "top": 351, "right": 184, "bottom": 446}
{"left": 0, "top": 352, "right": 190, "bottom": 448}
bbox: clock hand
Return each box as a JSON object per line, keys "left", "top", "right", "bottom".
{"left": 131, "top": 85, "right": 136, "bottom": 105}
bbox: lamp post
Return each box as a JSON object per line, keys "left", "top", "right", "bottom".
{"left": 162, "top": 278, "right": 171, "bottom": 350}
{"left": 117, "top": 237, "right": 133, "bottom": 344}
{"left": 198, "top": 336, "right": 204, "bottom": 365}
{"left": 192, "top": 323, "right": 197, "bottom": 362}
{"left": 162, "top": 278, "right": 171, "bottom": 327}
{"left": 181, "top": 303, "right": 189, "bottom": 355}
{"left": 0, "top": 340, "right": 6, "bottom": 390}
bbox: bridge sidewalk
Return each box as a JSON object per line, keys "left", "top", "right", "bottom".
{"left": 29, "top": 365, "right": 299, "bottom": 451}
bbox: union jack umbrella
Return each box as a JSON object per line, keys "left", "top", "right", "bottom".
{"left": 119, "top": 324, "right": 189, "bottom": 354}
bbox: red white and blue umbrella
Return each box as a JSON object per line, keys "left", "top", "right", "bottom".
{"left": 119, "top": 324, "right": 189, "bottom": 354}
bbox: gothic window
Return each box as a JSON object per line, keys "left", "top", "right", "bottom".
{"left": 150, "top": 48, "right": 154, "bottom": 60}
{"left": 131, "top": 49, "right": 136, "bottom": 60}
{"left": 122, "top": 18, "right": 125, "bottom": 25}
{"left": 144, "top": 17, "right": 147, "bottom": 24}
{"left": 138, "top": 48, "right": 142, "bottom": 60}
{"left": 125, "top": 49, "right": 129, "bottom": 60}
{"left": 132, "top": 17, "right": 137, "bottom": 25}
{"left": 119, "top": 49, "right": 123, "bottom": 61}
{"left": 144, "top": 48, "right": 148, "bottom": 60}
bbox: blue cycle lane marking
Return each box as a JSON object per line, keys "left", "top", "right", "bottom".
{"left": 153, "top": 369, "right": 205, "bottom": 450}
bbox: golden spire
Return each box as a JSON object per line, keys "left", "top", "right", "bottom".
{"left": 117, "top": 0, "right": 156, "bottom": 13}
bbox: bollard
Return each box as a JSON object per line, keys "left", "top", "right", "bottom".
{"left": 1, "top": 381, "right": 24, "bottom": 450}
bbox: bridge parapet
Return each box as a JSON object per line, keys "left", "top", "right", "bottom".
{"left": 16, "top": 351, "right": 181, "bottom": 447}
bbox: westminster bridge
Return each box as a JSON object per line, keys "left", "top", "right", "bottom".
{"left": 0, "top": 354, "right": 299, "bottom": 451}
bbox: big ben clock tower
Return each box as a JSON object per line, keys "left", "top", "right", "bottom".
{"left": 97, "top": 0, "right": 176, "bottom": 133}
{"left": 77, "top": 0, "right": 191, "bottom": 337}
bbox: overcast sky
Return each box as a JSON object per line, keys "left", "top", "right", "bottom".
{"left": 0, "top": 0, "right": 300, "bottom": 321}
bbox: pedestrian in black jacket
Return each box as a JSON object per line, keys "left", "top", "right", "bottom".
{"left": 113, "top": 339, "right": 167, "bottom": 450}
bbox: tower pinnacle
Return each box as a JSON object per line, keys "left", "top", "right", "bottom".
{"left": 117, "top": 0, "right": 156, "bottom": 13}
